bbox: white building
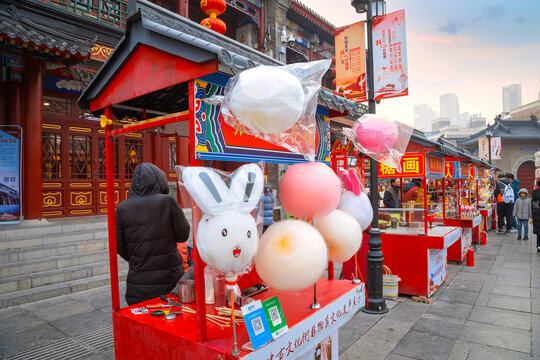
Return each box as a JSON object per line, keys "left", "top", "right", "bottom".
{"left": 502, "top": 83, "right": 522, "bottom": 113}
{"left": 414, "top": 103, "right": 436, "bottom": 132}
{"left": 440, "top": 93, "right": 461, "bottom": 127}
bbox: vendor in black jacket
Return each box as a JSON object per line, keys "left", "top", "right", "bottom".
{"left": 116, "top": 163, "right": 190, "bottom": 305}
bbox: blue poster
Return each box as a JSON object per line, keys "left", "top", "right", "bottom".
{"left": 0, "top": 127, "right": 21, "bottom": 220}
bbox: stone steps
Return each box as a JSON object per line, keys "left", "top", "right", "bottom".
{"left": 0, "top": 270, "right": 128, "bottom": 309}
{"left": 0, "top": 259, "right": 128, "bottom": 294}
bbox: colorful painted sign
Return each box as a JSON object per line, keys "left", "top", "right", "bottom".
{"left": 378, "top": 153, "right": 425, "bottom": 178}
{"left": 242, "top": 285, "right": 365, "bottom": 360}
{"left": 478, "top": 138, "right": 489, "bottom": 161}
{"left": 445, "top": 161, "right": 470, "bottom": 179}
{"left": 0, "top": 126, "right": 22, "bottom": 223}
{"left": 490, "top": 137, "right": 502, "bottom": 160}
{"left": 331, "top": 140, "right": 351, "bottom": 173}
{"left": 460, "top": 228, "right": 472, "bottom": 261}
{"left": 426, "top": 154, "right": 444, "bottom": 178}
{"left": 460, "top": 163, "right": 470, "bottom": 178}
{"left": 520, "top": 146, "right": 538, "bottom": 152}
{"left": 427, "top": 248, "right": 447, "bottom": 297}
{"left": 194, "top": 74, "right": 331, "bottom": 164}
{"left": 334, "top": 21, "right": 366, "bottom": 102}
{"left": 371, "top": 9, "right": 408, "bottom": 101}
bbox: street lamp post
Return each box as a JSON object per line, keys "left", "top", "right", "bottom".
{"left": 351, "top": 0, "right": 388, "bottom": 314}
{"left": 485, "top": 129, "right": 492, "bottom": 164}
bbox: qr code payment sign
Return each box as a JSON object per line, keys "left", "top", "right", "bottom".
{"left": 251, "top": 316, "right": 264, "bottom": 336}
{"left": 268, "top": 306, "right": 281, "bottom": 327}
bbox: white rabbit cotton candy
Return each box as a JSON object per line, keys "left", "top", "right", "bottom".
{"left": 338, "top": 191, "right": 373, "bottom": 231}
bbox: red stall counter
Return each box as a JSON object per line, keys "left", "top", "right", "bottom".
{"left": 381, "top": 226, "right": 461, "bottom": 297}
{"left": 113, "top": 278, "right": 365, "bottom": 360}
{"left": 446, "top": 215, "right": 482, "bottom": 262}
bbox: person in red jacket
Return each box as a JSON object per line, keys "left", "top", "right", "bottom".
{"left": 402, "top": 178, "right": 422, "bottom": 204}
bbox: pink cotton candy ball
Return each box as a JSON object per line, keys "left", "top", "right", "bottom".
{"left": 355, "top": 115, "right": 399, "bottom": 153}
{"left": 279, "top": 162, "right": 341, "bottom": 219}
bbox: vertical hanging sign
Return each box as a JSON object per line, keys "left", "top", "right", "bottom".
{"left": 371, "top": 9, "right": 408, "bottom": 100}
{"left": 0, "top": 126, "right": 22, "bottom": 223}
{"left": 334, "top": 21, "right": 367, "bottom": 102}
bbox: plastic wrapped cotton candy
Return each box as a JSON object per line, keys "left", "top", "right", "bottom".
{"left": 280, "top": 162, "right": 341, "bottom": 219}
{"left": 313, "top": 209, "right": 363, "bottom": 263}
{"left": 229, "top": 67, "right": 305, "bottom": 134}
{"left": 337, "top": 191, "right": 373, "bottom": 231}
{"left": 255, "top": 220, "right": 328, "bottom": 291}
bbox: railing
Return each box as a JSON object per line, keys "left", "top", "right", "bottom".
{"left": 41, "top": 0, "right": 128, "bottom": 28}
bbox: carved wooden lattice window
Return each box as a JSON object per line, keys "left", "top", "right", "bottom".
{"left": 69, "top": 135, "right": 92, "bottom": 179}
{"left": 169, "top": 141, "right": 176, "bottom": 172}
{"left": 125, "top": 139, "right": 142, "bottom": 179}
{"left": 98, "top": 137, "right": 119, "bottom": 179}
{"left": 43, "top": 95, "right": 72, "bottom": 118}
{"left": 43, "top": 132, "right": 62, "bottom": 179}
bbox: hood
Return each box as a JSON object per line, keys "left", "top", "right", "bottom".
{"left": 514, "top": 179, "right": 521, "bottom": 186}
{"left": 518, "top": 188, "right": 528, "bottom": 196}
{"left": 128, "top": 163, "right": 169, "bottom": 197}
{"left": 404, "top": 180, "right": 421, "bottom": 193}
{"left": 498, "top": 178, "right": 510, "bottom": 185}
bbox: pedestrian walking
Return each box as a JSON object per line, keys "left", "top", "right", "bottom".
{"left": 494, "top": 173, "right": 514, "bottom": 234}
{"left": 508, "top": 173, "right": 521, "bottom": 232}
{"left": 262, "top": 185, "right": 275, "bottom": 232}
{"left": 116, "top": 163, "right": 191, "bottom": 305}
{"left": 531, "top": 179, "right": 540, "bottom": 253}
{"left": 513, "top": 188, "right": 532, "bottom": 240}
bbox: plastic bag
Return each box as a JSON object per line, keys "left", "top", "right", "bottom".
{"left": 218, "top": 60, "right": 331, "bottom": 161}
{"left": 343, "top": 114, "right": 413, "bottom": 172}
{"left": 176, "top": 163, "right": 264, "bottom": 305}
{"left": 337, "top": 168, "right": 373, "bottom": 231}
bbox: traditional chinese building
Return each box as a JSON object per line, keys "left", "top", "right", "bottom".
{"left": 457, "top": 115, "right": 540, "bottom": 194}
{"left": 0, "top": 0, "right": 341, "bottom": 220}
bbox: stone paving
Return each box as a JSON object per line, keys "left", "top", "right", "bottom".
{"left": 0, "top": 229, "right": 538, "bottom": 359}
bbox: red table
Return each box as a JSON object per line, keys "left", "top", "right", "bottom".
{"left": 113, "top": 278, "right": 365, "bottom": 359}
{"left": 381, "top": 226, "right": 461, "bottom": 297}
{"left": 446, "top": 215, "right": 482, "bottom": 262}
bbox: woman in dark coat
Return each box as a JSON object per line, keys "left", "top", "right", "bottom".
{"left": 116, "top": 163, "right": 190, "bottom": 305}
{"left": 532, "top": 179, "right": 540, "bottom": 253}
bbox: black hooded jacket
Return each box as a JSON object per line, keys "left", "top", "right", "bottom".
{"left": 532, "top": 187, "right": 540, "bottom": 235}
{"left": 116, "top": 163, "right": 190, "bottom": 305}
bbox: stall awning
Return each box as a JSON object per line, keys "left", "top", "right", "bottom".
{"left": 0, "top": 4, "right": 94, "bottom": 59}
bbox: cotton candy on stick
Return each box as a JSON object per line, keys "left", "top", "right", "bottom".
{"left": 313, "top": 209, "right": 363, "bottom": 262}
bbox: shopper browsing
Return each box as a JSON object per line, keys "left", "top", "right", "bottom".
{"left": 383, "top": 178, "right": 400, "bottom": 208}
{"left": 512, "top": 188, "right": 532, "bottom": 240}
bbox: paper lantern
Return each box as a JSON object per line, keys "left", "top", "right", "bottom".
{"left": 313, "top": 209, "right": 363, "bottom": 262}
{"left": 255, "top": 220, "right": 327, "bottom": 291}
{"left": 200, "top": 0, "right": 227, "bottom": 35}
{"left": 355, "top": 115, "right": 398, "bottom": 153}
{"left": 337, "top": 191, "right": 373, "bottom": 230}
{"left": 200, "top": 17, "right": 226, "bottom": 34}
{"left": 279, "top": 162, "right": 341, "bottom": 219}
{"left": 229, "top": 67, "right": 305, "bottom": 134}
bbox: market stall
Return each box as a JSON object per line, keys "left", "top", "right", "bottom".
{"left": 78, "top": 1, "right": 368, "bottom": 359}
{"left": 378, "top": 150, "right": 461, "bottom": 297}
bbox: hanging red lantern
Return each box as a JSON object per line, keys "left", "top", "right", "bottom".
{"left": 200, "top": 0, "right": 227, "bottom": 35}
{"left": 201, "top": 17, "right": 227, "bottom": 35}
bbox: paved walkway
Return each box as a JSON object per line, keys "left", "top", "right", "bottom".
{"left": 0, "top": 229, "right": 538, "bottom": 359}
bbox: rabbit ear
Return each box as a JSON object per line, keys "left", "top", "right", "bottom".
{"left": 229, "top": 163, "right": 264, "bottom": 212}
{"left": 182, "top": 167, "right": 232, "bottom": 215}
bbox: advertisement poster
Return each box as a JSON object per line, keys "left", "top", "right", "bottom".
{"left": 428, "top": 248, "right": 447, "bottom": 296}
{"left": 0, "top": 126, "right": 22, "bottom": 223}
{"left": 296, "top": 331, "right": 338, "bottom": 360}
{"left": 379, "top": 153, "right": 425, "bottom": 178}
{"left": 371, "top": 9, "right": 408, "bottom": 101}
{"left": 461, "top": 228, "right": 472, "bottom": 260}
{"left": 334, "top": 21, "right": 366, "bottom": 102}
{"left": 478, "top": 138, "right": 489, "bottom": 161}
{"left": 490, "top": 137, "right": 502, "bottom": 160}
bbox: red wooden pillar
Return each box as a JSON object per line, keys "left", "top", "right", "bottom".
{"left": 176, "top": 0, "right": 189, "bottom": 17}
{"left": 22, "top": 54, "right": 43, "bottom": 220}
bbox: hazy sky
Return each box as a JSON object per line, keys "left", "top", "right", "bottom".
{"left": 302, "top": 0, "right": 540, "bottom": 127}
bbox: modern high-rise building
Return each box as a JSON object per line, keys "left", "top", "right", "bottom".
{"left": 414, "top": 103, "right": 436, "bottom": 132}
{"left": 502, "top": 84, "right": 522, "bottom": 112}
{"left": 439, "top": 93, "right": 461, "bottom": 127}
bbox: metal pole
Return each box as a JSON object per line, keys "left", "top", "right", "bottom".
{"left": 362, "top": 0, "right": 388, "bottom": 315}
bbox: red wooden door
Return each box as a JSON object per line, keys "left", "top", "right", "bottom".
{"left": 517, "top": 160, "right": 535, "bottom": 195}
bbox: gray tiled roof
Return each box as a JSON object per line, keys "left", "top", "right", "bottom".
{"left": 457, "top": 116, "right": 540, "bottom": 146}
{"left": 0, "top": 4, "right": 94, "bottom": 57}
{"left": 79, "top": 0, "right": 367, "bottom": 116}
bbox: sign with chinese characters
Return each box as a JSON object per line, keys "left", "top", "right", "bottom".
{"left": 378, "top": 153, "right": 425, "bottom": 178}
{"left": 460, "top": 163, "right": 470, "bottom": 178}
{"left": 242, "top": 285, "right": 365, "bottom": 360}
{"left": 428, "top": 248, "right": 447, "bottom": 297}
{"left": 426, "top": 154, "right": 444, "bottom": 178}
{"left": 0, "top": 126, "right": 22, "bottom": 223}
{"left": 371, "top": 9, "right": 408, "bottom": 101}
{"left": 331, "top": 140, "right": 351, "bottom": 173}
{"left": 490, "top": 137, "right": 502, "bottom": 160}
{"left": 478, "top": 138, "right": 489, "bottom": 161}
{"left": 296, "top": 331, "right": 338, "bottom": 360}
{"left": 334, "top": 21, "right": 366, "bottom": 102}
{"left": 520, "top": 146, "right": 538, "bottom": 152}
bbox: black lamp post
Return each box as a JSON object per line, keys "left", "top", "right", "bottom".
{"left": 485, "top": 129, "right": 492, "bottom": 164}
{"left": 351, "top": 0, "right": 388, "bottom": 314}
